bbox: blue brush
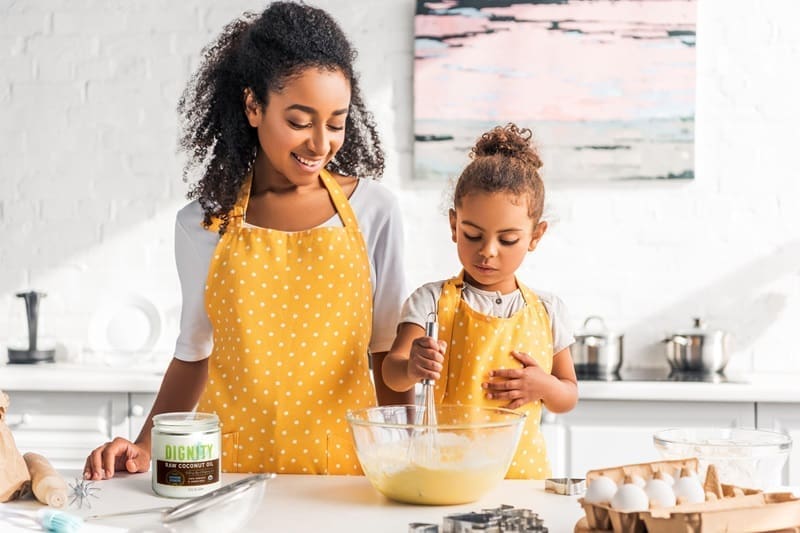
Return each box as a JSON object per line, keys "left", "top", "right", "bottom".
{"left": 0, "top": 507, "right": 84, "bottom": 533}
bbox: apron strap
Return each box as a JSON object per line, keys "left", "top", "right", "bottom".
{"left": 434, "top": 271, "right": 465, "bottom": 403}
{"left": 204, "top": 170, "right": 358, "bottom": 233}
{"left": 318, "top": 169, "right": 361, "bottom": 232}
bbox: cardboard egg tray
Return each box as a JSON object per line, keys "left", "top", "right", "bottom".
{"left": 577, "top": 458, "right": 800, "bottom": 533}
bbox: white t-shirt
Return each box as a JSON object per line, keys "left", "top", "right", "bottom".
{"left": 173, "top": 178, "right": 408, "bottom": 361}
{"left": 399, "top": 280, "right": 575, "bottom": 354}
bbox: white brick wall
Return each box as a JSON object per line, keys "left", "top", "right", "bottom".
{"left": 1, "top": 0, "right": 799, "bottom": 374}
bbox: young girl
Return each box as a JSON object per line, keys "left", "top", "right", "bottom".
{"left": 84, "top": 1, "right": 411, "bottom": 479}
{"left": 383, "top": 123, "right": 578, "bottom": 479}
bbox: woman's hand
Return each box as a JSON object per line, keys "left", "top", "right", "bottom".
{"left": 84, "top": 437, "right": 150, "bottom": 480}
{"left": 407, "top": 336, "right": 446, "bottom": 382}
{"left": 483, "top": 351, "right": 551, "bottom": 409}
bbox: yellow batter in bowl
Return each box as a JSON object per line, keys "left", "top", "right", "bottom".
{"left": 347, "top": 405, "right": 525, "bottom": 505}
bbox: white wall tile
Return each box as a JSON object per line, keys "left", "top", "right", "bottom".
{"left": 1, "top": 0, "right": 798, "bottom": 373}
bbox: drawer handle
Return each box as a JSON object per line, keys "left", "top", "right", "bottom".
{"left": 130, "top": 404, "right": 145, "bottom": 417}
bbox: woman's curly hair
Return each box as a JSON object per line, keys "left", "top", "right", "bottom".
{"left": 453, "top": 123, "right": 545, "bottom": 222}
{"left": 178, "top": 1, "right": 384, "bottom": 233}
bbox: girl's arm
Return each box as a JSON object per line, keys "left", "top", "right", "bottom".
{"left": 540, "top": 347, "right": 578, "bottom": 413}
{"left": 484, "top": 348, "right": 578, "bottom": 412}
{"left": 382, "top": 322, "right": 444, "bottom": 393}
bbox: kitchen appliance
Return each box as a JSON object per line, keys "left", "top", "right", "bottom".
{"left": 576, "top": 367, "right": 748, "bottom": 384}
{"left": 347, "top": 405, "right": 525, "bottom": 505}
{"left": 573, "top": 316, "right": 623, "bottom": 377}
{"left": 7, "top": 291, "right": 55, "bottom": 364}
{"left": 663, "top": 318, "right": 730, "bottom": 374}
{"left": 653, "top": 427, "right": 791, "bottom": 489}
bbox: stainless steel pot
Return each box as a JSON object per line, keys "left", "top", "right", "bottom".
{"left": 663, "top": 318, "right": 730, "bottom": 374}
{"left": 573, "top": 316, "right": 623, "bottom": 376}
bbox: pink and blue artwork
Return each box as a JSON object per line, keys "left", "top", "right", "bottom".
{"left": 414, "top": 0, "right": 696, "bottom": 182}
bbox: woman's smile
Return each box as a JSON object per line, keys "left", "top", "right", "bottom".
{"left": 292, "top": 152, "right": 324, "bottom": 171}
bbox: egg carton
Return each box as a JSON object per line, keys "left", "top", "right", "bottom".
{"left": 578, "top": 458, "right": 800, "bottom": 533}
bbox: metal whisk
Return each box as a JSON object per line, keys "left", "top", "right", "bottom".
{"left": 419, "top": 313, "right": 439, "bottom": 429}
{"left": 408, "top": 312, "right": 440, "bottom": 464}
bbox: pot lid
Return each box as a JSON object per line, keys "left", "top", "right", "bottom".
{"left": 674, "top": 317, "right": 708, "bottom": 336}
{"left": 671, "top": 317, "right": 724, "bottom": 338}
{"left": 575, "top": 316, "right": 622, "bottom": 340}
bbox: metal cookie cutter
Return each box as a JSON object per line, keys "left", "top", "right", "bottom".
{"left": 409, "top": 523, "right": 439, "bottom": 533}
{"left": 409, "top": 504, "right": 549, "bottom": 532}
{"left": 545, "top": 477, "right": 586, "bottom": 496}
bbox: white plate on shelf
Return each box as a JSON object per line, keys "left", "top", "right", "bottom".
{"left": 88, "top": 294, "right": 162, "bottom": 358}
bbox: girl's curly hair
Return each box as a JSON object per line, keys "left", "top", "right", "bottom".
{"left": 453, "top": 123, "right": 545, "bottom": 222}
{"left": 178, "top": 1, "right": 384, "bottom": 233}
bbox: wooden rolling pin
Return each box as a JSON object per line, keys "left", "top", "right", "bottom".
{"left": 23, "top": 452, "right": 68, "bottom": 508}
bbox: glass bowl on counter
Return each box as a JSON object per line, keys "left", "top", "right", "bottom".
{"left": 653, "top": 427, "right": 792, "bottom": 490}
{"left": 346, "top": 405, "right": 526, "bottom": 505}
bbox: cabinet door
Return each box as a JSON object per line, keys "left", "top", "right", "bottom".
{"left": 128, "top": 393, "right": 157, "bottom": 440}
{"left": 5, "top": 391, "right": 129, "bottom": 470}
{"left": 560, "top": 400, "right": 755, "bottom": 477}
{"left": 757, "top": 402, "right": 800, "bottom": 486}
{"left": 541, "top": 409, "right": 566, "bottom": 476}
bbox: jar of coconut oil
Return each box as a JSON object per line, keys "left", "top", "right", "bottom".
{"left": 151, "top": 412, "right": 221, "bottom": 498}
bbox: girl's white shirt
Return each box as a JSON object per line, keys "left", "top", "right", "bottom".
{"left": 400, "top": 280, "right": 575, "bottom": 354}
{"left": 173, "top": 178, "right": 408, "bottom": 361}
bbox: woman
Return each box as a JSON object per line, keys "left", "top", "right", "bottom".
{"left": 85, "top": 1, "right": 410, "bottom": 479}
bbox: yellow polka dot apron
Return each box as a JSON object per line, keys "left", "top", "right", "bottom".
{"left": 434, "top": 271, "right": 553, "bottom": 479}
{"left": 198, "top": 169, "right": 374, "bottom": 475}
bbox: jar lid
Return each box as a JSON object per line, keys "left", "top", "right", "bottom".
{"left": 153, "top": 412, "right": 219, "bottom": 431}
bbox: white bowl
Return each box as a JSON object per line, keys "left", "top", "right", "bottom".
{"left": 653, "top": 427, "right": 791, "bottom": 490}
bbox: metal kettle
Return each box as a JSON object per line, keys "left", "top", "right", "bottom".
{"left": 7, "top": 291, "right": 55, "bottom": 364}
{"left": 663, "top": 318, "right": 730, "bottom": 374}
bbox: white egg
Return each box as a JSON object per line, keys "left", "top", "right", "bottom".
{"left": 659, "top": 471, "right": 675, "bottom": 486}
{"left": 611, "top": 483, "right": 649, "bottom": 512}
{"left": 630, "top": 474, "right": 646, "bottom": 488}
{"left": 673, "top": 475, "right": 705, "bottom": 504}
{"left": 644, "top": 477, "right": 676, "bottom": 508}
{"left": 584, "top": 475, "right": 618, "bottom": 504}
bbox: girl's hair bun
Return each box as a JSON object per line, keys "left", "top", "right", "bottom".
{"left": 472, "top": 123, "right": 542, "bottom": 169}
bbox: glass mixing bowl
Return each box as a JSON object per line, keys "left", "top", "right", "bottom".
{"left": 346, "top": 405, "right": 526, "bottom": 505}
{"left": 653, "top": 427, "right": 792, "bottom": 490}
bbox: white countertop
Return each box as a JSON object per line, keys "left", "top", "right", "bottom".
{"left": 577, "top": 372, "right": 800, "bottom": 403}
{"left": 1, "top": 471, "right": 586, "bottom": 533}
{"left": 1, "top": 362, "right": 799, "bottom": 402}
{"left": 0, "top": 362, "right": 166, "bottom": 393}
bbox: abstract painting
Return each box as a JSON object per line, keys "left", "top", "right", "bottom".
{"left": 414, "top": 0, "right": 696, "bottom": 182}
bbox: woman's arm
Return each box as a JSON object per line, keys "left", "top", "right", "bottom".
{"left": 372, "top": 351, "right": 415, "bottom": 405}
{"left": 84, "top": 357, "right": 209, "bottom": 479}
{"left": 134, "top": 357, "right": 209, "bottom": 446}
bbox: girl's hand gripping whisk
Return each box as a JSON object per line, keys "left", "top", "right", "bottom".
{"left": 418, "top": 313, "right": 441, "bottom": 427}
{"left": 408, "top": 312, "right": 444, "bottom": 463}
